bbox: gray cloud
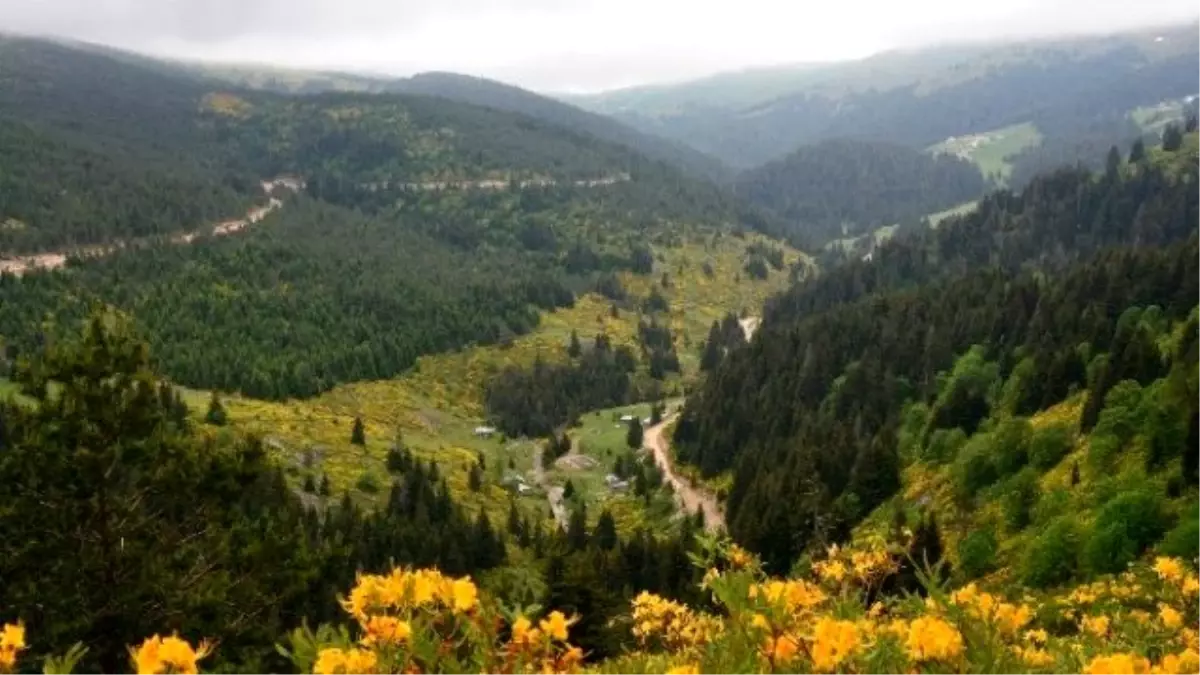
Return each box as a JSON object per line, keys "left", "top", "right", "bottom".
{"left": 2, "top": 0, "right": 1196, "bottom": 91}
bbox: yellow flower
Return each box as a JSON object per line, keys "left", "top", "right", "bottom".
{"left": 0, "top": 624, "right": 23, "bottom": 652}
{"left": 728, "top": 544, "right": 752, "bottom": 569}
{"left": 1164, "top": 650, "right": 1200, "bottom": 674}
{"left": 765, "top": 634, "right": 799, "bottom": 664}
{"left": 665, "top": 665, "right": 699, "bottom": 674}
{"left": 750, "top": 613, "right": 770, "bottom": 631}
{"left": 1155, "top": 558, "right": 1186, "bottom": 584}
{"left": 129, "top": 634, "right": 212, "bottom": 675}
{"left": 1012, "top": 645, "right": 1055, "bottom": 668}
{"left": 450, "top": 577, "right": 478, "bottom": 613}
{"left": 313, "top": 648, "right": 377, "bottom": 675}
{"left": 1082, "top": 615, "right": 1111, "bottom": 638}
{"left": 816, "top": 560, "right": 848, "bottom": 584}
{"left": 1083, "top": 653, "right": 1152, "bottom": 674}
{"left": 512, "top": 616, "right": 536, "bottom": 644}
{"left": 1184, "top": 576, "right": 1200, "bottom": 597}
{"left": 540, "top": 611, "right": 572, "bottom": 642}
{"left": 905, "top": 616, "right": 964, "bottom": 663}
{"left": 363, "top": 615, "right": 412, "bottom": 645}
{"left": 994, "top": 603, "right": 1034, "bottom": 636}
{"left": 810, "top": 617, "right": 860, "bottom": 672}
{"left": 1160, "top": 604, "right": 1185, "bottom": 630}
{"left": 1131, "top": 610, "right": 1153, "bottom": 626}
{"left": 1024, "top": 629, "right": 1049, "bottom": 645}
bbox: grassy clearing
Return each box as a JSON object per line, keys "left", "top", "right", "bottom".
{"left": 926, "top": 122, "right": 1042, "bottom": 185}
{"left": 924, "top": 200, "right": 979, "bottom": 229}
{"left": 181, "top": 232, "right": 807, "bottom": 527}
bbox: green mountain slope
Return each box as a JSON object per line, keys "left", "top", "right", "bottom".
{"left": 570, "top": 24, "right": 1199, "bottom": 171}
{"left": 735, "top": 138, "right": 987, "bottom": 245}
{"left": 673, "top": 137, "right": 1199, "bottom": 572}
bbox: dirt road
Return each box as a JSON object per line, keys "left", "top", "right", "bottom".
{"left": 643, "top": 412, "right": 725, "bottom": 531}
{"left": 532, "top": 444, "right": 569, "bottom": 531}
{"left": 0, "top": 177, "right": 302, "bottom": 278}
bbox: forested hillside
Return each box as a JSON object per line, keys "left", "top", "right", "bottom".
{"left": 572, "top": 24, "right": 1199, "bottom": 171}
{"left": 734, "top": 139, "right": 986, "bottom": 245}
{"left": 674, "top": 134, "right": 1199, "bottom": 571}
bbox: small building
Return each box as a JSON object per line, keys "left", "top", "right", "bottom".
{"left": 474, "top": 426, "right": 497, "bottom": 438}
{"left": 642, "top": 417, "right": 652, "bottom": 425}
{"left": 604, "top": 474, "right": 630, "bottom": 491}
{"left": 517, "top": 484, "right": 535, "bottom": 496}
{"left": 619, "top": 414, "right": 635, "bottom": 422}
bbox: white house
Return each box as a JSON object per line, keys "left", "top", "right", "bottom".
{"left": 619, "top": 414, "right": 635, "bottom": 422}
{"left": 474, "top": 426, "right": 497, "bottom": 438}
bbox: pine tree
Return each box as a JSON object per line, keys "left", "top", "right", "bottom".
{"left": 593, "top": 509, "right": 618, "bottom": 550}
{"left": 319, "top": 474, "right": 332, "bottom": 497}
{"left": 351, "top": 416, "right": 366, "bottom": 445}
{"left": 567, "top": 330, "right": 582, "bottom": 358}
{"left": 1163, "top": 124, "right": 1184, "bottom": 151}
{"left": 567, "top": 502, "right": 589, "bottom": 551}
{"left": 650, "top": 403, "right": 663, "bottom": 426}
{"left": 563, "top": 479, "right": 576, "bottom": 501}
{"left": 302, "top": 474, "right": 317, "bottom": 493}
{"left": 1129, "top": 138, "right": 1146, "bottom": 163}
{"left": 205, "top": 391, "right": 227, "bottom": 426}
{"left": 626, "top": 417, "right": 644, "bottom": 449}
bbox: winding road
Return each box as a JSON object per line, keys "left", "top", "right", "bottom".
{"left": 643, "top": 412, "right": 725, "bottom": 532}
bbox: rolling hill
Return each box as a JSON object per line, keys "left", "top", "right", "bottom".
{"left": 735, "top": 138, "right": 987, "bottom": 245}
{"left": 568, "top": 24, "right": 1200, "bottom": 172}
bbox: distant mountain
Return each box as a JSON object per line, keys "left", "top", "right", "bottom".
{"left": 735, "top": 139, "right": 987, "bottom": 246}
{"left": 569, "top": 24, "right": 1200, "bottom": 170}
{"left": 172, "top": 60, "right": 732, "bottom": 181}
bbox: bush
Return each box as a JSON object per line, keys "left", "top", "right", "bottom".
{"left": 1002, "top": 468, "right": 1040, "bottom": 532}
{"left": 355, "top": 472, "right": 380, "bottom": 494}
{"left": 1021, "top": 517, "right": 1081, "bottom": 588}
{"left": 992, "top": 417, "right": 1031, "bottom": 476}
{"left": 953, "top": 434, "right": 998, "bottom": 500}
{"left": 1029, "top": 422, "right": 1074, "bottom": 469}
{"left": 924, "top": 427, "right": 966, "bottom": 464}
{"left": 1033, "top": 487, "right": 1071, "bottom": 525}
{"left": 1083, "top": 489, "right": 1169, "bottom": 575}
{"left": 1158, "top": 512, "right": 1200, "bottom": 559}
{"left": 957, "top": 530, "right": 998, "bottom": 580}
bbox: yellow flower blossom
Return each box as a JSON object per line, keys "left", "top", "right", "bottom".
{"left": 540, "top": 611, "right": 572, "bottom": 642}
{"left": 1012, "top": 645, "right": 1055, "bottom": 668}
{"left": 815, "top": 559, "right": 848, "bottom": 585}
{"left": 810, "top": 617, "right": 860, "bottom": 672}
{"left": 728, "top": 544, "right": 753, "bottom": 570}
{"left": 0, "top": 622, "right": 25, "bottom": 672}
{"left": 905, "top": 616, "right": 964, "bottom": 663}
{"left": 1152, "top": 650, "right": 1200, "bottom": 675}
{"left": 1183, "top": 576, "right": 1200, "bottom": 597}
{"left": 313, "top": 647, "right": 378, "bottom": 675}
{"left": 1082, "top": 615, "right": 1111, "bottom": 638}
{"left": 362, "top": 615, "right": 411, "bottom": 645}
{"left": 448, "top": 577, "right": 478, "bottom": 613}
{"left": 665, "top": 664, "right": 699, "bottom": 674}
{"left": 1083, "top": 653, "right": 1152, "bottom": 675}
{"left": 1131, "top": 610, "right": 1153, "bottom": 626}
{"left": 1160, "top": 604, "right": 1185, "bottom": 630}
{"left": 764, "top": 634, "right": 799, "bottom": 664}
{"left": 129, "top": 634, "right": 213, "bottom": 675}
{"left": 1025, "top": 629, "right": 1049, "bottom": 645}
{"left": 750, "top": 614, "right": 770, "bottom": 631}
{"left": 1155, "top": 558, "right": 1186, "bottom": 584}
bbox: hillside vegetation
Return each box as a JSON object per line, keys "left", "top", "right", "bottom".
{"left": 676, "top": 133, "right": 1199, "bottom": 571}
{"left": 735, "top": 139, "right": 986, "bottom": 245}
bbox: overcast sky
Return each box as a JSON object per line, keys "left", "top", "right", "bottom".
{"left": 2, "top": 0, "right": 1196, "bottom": 92}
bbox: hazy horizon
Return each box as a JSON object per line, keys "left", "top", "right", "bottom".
{"left": 2, "top": 0, "right": 1197, "bottom": 93}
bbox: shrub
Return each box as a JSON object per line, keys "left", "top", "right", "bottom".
{"left": 1021, "top": 517, "right": 1081, "bottom": 588}
{"left": 1083, "top": 489, "right": 1169, "bottom": 575}
{"left": 355, "top": 472, "right": 380, "bottom": 494}
{"left": 1158, "top": 511, "right": 1200, "bottom": 559}
{"left": 924, "top": 427, "right": 966, "bottom": 464}
{"left": 1001, "top": 468, "right": 1039, "bottom": 532}
{"left": 991, "top": 417, "right": 1031, "bottom": 476}
{"left": 1029, "top": 423, "right": 1073, "bottom": 469}
{"left": 957, "top": 530, "right": 998, "bottom": 580}
{"left": 953, "top": 434, "right": 998, "bottom": 501}
{"left": 1032, "top": 487, "right": 1071, "bottom": 525}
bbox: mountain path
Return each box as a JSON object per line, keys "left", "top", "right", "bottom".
{"left": 643, "top": 411, "right": 725, "bottom": 531}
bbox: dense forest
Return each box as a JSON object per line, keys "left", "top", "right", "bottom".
{"left": 675, "top": 135, "right": 1199, "bottom": 571}
{"left": 0, "top": 311, "right": 710, "bottom": 672}
{"left": 735, "top": 139, "right": 986, "bottom": 245}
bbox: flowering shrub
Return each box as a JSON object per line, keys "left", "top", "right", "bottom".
{"left": 3, "top": 542, "right": 1197, "bottom": 673}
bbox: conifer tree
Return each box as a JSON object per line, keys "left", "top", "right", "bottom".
{"left": 593, "top": 509, "right": 618, "bottom": 551}
{"left": 567, "top": 329, "right": 582, "bottom": 358}
{"left": 205, "top": 391, "right": 227, "bottom": 426}
{"left": 626, "top": 417, "right": 644, "bottom": 449}
{"left": 351, "top": 416, "right": 366, "bottom": 445}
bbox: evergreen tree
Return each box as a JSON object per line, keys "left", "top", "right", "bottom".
{"left": 1129, "top": 138, "right": 1146, "bottom": 163}
{"left": 1105, "top": 145, "right": 1121, "bottom": 180}
{"left": 626, "top": 417, "right": 644, "bottom": 449}
{"left": 700, "top": 321, "right": 723, "bottom": 372}
{"left": 351, "top": 416, "right": 366, "bottom": 445}
{"left": 302, "top": 474, "right": 317, "bottom": 493}
{"left": 650, "top": 403, "right": 663, "bottom": 426}
{"left": 1163, "top": 124, "right": 1184, "bottom": 151}
{"left": 593, "top": 509, "right": 618, "bottom": 551}
{"left": 567, "top": 329, "right": 582, "bottom": 358}
{"left": 205, "top": 391, "right": 227, "bottom": 426}
{"left": 567, "top": 502, "right": 589, "bottom": 551}
{"left": 319, "top": 474, "right": 332, "bottom": 497}
{"left": 563, "top": 479, "right": 576, "bottom": 501}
